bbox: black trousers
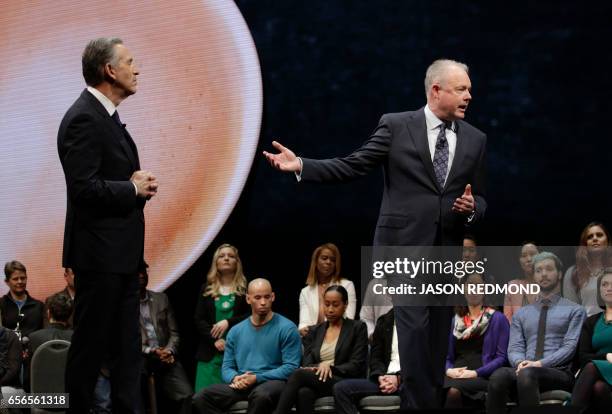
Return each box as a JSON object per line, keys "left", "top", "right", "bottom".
{"left": 274, "top": 369, "right": 339, "bottom": 414}
{"left": 394, "top": 305, "right": 452, "bottom": 409}
{"left": 193, "top": 380, "right": 286, "bottom": 414}
{"left": 66, "top": 270, "right": 141, "bottom": 413}
{"left": 486, "top": 366, "right": 574, "bottom": 414}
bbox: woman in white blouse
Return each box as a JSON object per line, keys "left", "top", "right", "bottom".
{"left": 298, "top": 243, "right": 356, "bottom": 336}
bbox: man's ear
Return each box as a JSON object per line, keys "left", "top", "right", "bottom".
{"left": 431, "top": 84, "right": 441, "bottom": 98}
{"left": 246, "top": 294, "right": 252, "bottom": 305}
{"left": 270, "top": 292, "right": 275, "bottom": 303}
{"left": 104, "top": 62, "right": 116, "bottom": 82}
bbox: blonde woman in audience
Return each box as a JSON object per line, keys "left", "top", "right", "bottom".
{"left": 503, "top": 242, "right": 539, "bottom": 322}
{"left": 563, "top": 222, "right": 612, "bottom": 316}
{"left": 298, "top": 243, "right": 356, "bottom": 337}
{"left": 194, "top": 244, "right": 249, "bottom": 392}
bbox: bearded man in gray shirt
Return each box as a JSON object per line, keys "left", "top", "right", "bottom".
{"left": 486, "top": 252, "right": 586, "bottom": 413}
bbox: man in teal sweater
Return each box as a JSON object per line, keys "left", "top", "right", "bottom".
{"left": 193, "top": 278, "right": 302, "bottom": 414}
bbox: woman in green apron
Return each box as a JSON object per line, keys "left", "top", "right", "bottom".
{"left": 194, "top": 244, "right": 249, "bottom": 392}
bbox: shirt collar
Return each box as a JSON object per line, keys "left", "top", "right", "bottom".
{"left": 140, "top": 290, "right": 152, "bottom": 303}
{"left": 424, "top": 104, "right": 455, "bottom": 132}
{"left": 535, "top": 292, "right": 561, "bottom": 306}
{"left": 86, "top": 86, "right": 116, "bottom": 116}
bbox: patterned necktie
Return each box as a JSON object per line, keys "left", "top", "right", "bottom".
{"left": 433, "top": 121, "right": 451, "bottom": 188}
{"left": 534, "top": 299, "right": 551, "bottom": 360}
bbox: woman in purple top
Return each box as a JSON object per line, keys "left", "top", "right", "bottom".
{"left": 444, "top": 273, "right": 510, "bottom": 408}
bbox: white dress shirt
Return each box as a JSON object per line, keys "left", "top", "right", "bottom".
{"left": 424, "top": 104, "right": 456, "bottom": 186}
{"left": 86, "top": 86, "right": 116, "bottom": 116}
{"left": 86, "top": 86, "right": 138, "bottom": 195}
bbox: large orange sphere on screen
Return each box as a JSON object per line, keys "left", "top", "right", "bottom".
{"left": 0, "top": 0, "right": 262, "bottom": 298}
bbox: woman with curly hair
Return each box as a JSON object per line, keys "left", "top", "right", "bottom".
{"left": 194, "top": 244, "right": 250, "bottom": 391}
{"left": 563, "top": 222, "right": 612, "bottom": 316}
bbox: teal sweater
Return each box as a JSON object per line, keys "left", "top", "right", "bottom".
{"left": 221, "top": 313, "right": 301, "bottom": 383}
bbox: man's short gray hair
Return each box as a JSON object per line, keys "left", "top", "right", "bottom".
{"left": 82, "top": 37, "right": 123, "bottom": 86}
{"left": 424, "top": 59, "right": 469, "bottom": 97}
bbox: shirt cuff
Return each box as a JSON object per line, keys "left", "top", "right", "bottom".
{"left": 466, "top": 209, "right": 476, "bottom": 223}
{"left": 132, "top": 181, "right": 138, "bottom": 196}
{"left": 294, "top": 157, "right": 303, "bottom": 182}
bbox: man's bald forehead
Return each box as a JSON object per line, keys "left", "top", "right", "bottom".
{"left": 248, "top": 278, "right": 272, "bottom": 293}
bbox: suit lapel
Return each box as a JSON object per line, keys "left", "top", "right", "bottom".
{"left": 444, "top": 121, "right": 466, "bottom": 191}
{"left": 313, "top": 323, "right": 327, "bottom": 362}
{"left": 406, "top": 109, "right": 441, "bottom": 193}
{"left": 334, "top": 319, "right": 351, "bottom": 358}
{"left": 82, "top": 90, "right": 140, "bottom": 170}
{"left": 148, "top": 294, "right": 160, "bottom": 334}
{"left": 108, "top": 115, "right": 140, "bottom": 170}
{"left": 120, "top": 127, "right": 141, "bottom": 170}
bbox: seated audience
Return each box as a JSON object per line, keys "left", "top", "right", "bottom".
{"left": 30, "top": 292, "right": 74, "bottom": 355}
{"left": 571, "top": 269, "right": 612, "bottom": 413}
{"left": 194, "top": 244, "right": 250, "bottom": 391}
{"left": 564, "top": 222, "right": 612, "bottom": 316}
{"left": 299, "top": 243, "right": 356, "bottom": 337}
{"left": 25, "top": 292, "right": 74, "bottom": 391}
{"left": 0, "top": 261, "right": 44, "bottom": 338}
{"left": 139, "top": 261, "right": 192, "bottom": 414}
{"left": 462, "top": 234, "right": 480, "bottom": 264}
{"left": 487, "top": 252, "right": 586, "bottom": 414}
{"left": 274, "top": 286, "right": 367, "bottom": 414}
{"left": 359, "top": 278, "right": 392, "bottom": 340}
{"left": 504, "top": 242, "right": 540, "bottom": 322}
{"left": 444, "top": 273, "right": 510, "bottom": 408}
{"left": 44, "top": 267, "right": 75, "bottom": 328}
{"left": 0, "top": 327, "right": 21, "bottom": 390}
{"left": 192, "top": 279, "right": 301, "bottom": 414}
{"left": 333, "top": 309, "right": 400, "bottom": 414}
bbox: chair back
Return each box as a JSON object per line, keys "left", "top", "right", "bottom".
{"left": 30, "top": 339, "right": 71, "bottom": 393}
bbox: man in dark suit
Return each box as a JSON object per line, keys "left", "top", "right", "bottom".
{"left": 263, "top": 59, "right": 487, "bottom": 409}
{"left": 57, "top": 37, "right": 158, "bottom": 413}
{"left": 138, "top": 262, "right": 191, "bottom": 414}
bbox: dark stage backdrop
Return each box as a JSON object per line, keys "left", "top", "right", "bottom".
{"left": 167, "top": 0, "right": 612, "bottom": 380}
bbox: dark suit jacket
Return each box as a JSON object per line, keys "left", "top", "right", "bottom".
{"left": 576, "top": 312, "right": 608, "bottom": 370}
{"left": 140, "top": 290, "right": 180, "bottom": 355}
{"left": 57, "top": 89, "right": 145, "bottom": 273}
{"left": 0, "top": 328, "right": 22, "bottom": 387}
{"left": 302, "top": 108, "right": 487, "bottom": 245}
{"left": 194, "top": 288, "right": 250, "bottom": 362}
{"left": 369, "top": 309, "right": 395, "bottom": 381}
{"left": 302, "top": 318, "right": 368, "bottom": 379}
